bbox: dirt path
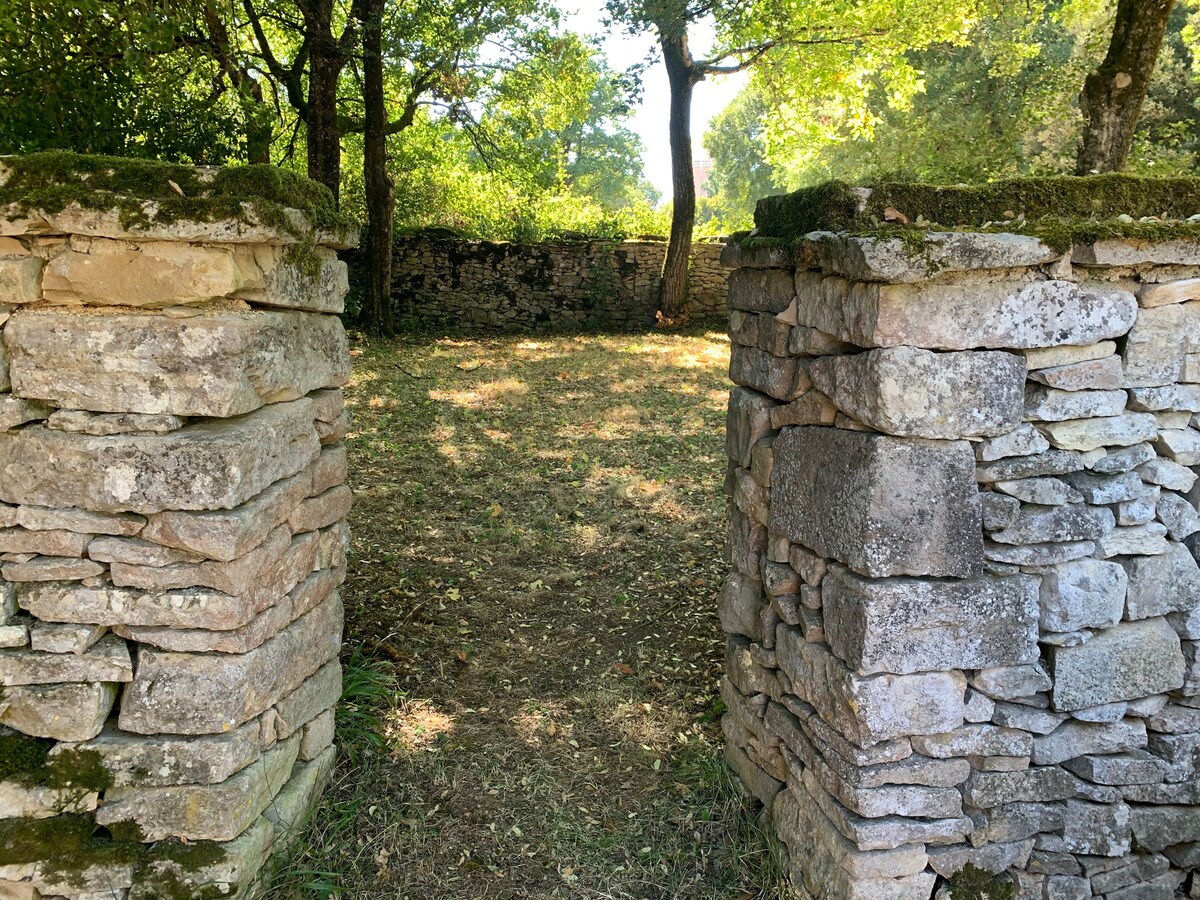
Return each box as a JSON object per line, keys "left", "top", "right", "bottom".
{"left": 271, "top": 328, "right": 781, "bottom": 900}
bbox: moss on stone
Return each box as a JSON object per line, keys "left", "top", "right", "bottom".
{"left": 284, "top": 241, "right": 324, "bottom": 280}
{"left": 0, "top": 150, "right": 357, "bottom": 237}
{"left": 0, "top": 733, "right": 52, "bottom": 782}
{"left": 942, "top": 864, "right": 1016, "bottom": 900}
{"left": 751, "top": 173, "right": 1200, "bottom": 252}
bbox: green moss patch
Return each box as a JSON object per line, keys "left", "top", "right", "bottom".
{"left": 941, "top": 864, "right": 1016, "bottom": 900}
{"left": 0, "top": 734, "right": 113, "bottom": 791}
{"left": 752, "top": 174, "right": 1200, "bottom": 252}
{"left": 0, "top": 150, "right": 356, "bottom": 237}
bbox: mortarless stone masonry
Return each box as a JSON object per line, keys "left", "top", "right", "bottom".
{"left": 0, "top": 158, "right": 352, "bottom": 899}
{"left": 387, "top": 234, "right": 730, "bottom": 331}
{"left": 722, "top": 202, "right": 1200, "bottom": 898}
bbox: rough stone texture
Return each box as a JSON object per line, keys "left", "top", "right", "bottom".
{"left": 794, "top": 275, "right": 1137, "bottom": 351}
{"left": 392, "top": 235, "right": 731, "bottom": 330}
{"left": 0, "top": 171, "right": 351, "bottom": 900}
{"left": 724, "top": 229, "right": 1200, "bottom": 899}
{"left": 803, "top": 231, "right": 1058, "bottom": 283}
{"left": 823, "top": 568, "right": 1038, "bottom": 676}
{"left": 6, "top": 307, "right": 350, "bottom": 417}
{"left": 809, "top": 347, "right": 1026, "bottom": 439}
{"left": 1050, "top": 618, "right": 1184, "bottom": 711}
{"left": 0, "top": 398, "right": 320, "bottom": 513}
{"left": 770, "top": 427, "right": 983, "bottom": 578}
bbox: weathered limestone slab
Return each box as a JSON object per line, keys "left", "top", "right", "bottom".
{"left": 1, "top": 555, "right": 103, "bottom": 581}
{"left": 0, "top": 633, "right": 131, "bottom": 685}
{"left": 118, "top": 593, "right": 342, "bottom": 734}
{"left": 729, "top": 345, "right": 806, "bottom": 400}
{"left": 976, "top": 424, "right": 1050, "bottom": 461}
{"left": 1062, "top": 751, "right": 1166, "bottom": 786}
{"left": 6, "top": 307, "right": 349, "bottom": 417}
{"left": 794, "top": 274, "right": 1136, "bottom": 351}
{"left": 20, "top": 532, "right": 317, "bottom": 629}
{"left": 1038, "top": 413, "right": 1159, "bottom": 452}
{"left": 776, "top": 626, "right": 967, "bottom": 746}
{"left": 0, "top": 256, "right": 41, "bottom": 308}
{"left": 1122, "top": 544, "right": 1200, "bottom": 620}
{"left": 1122, "top": 302, "right": 1200, "bottom": 387}
{"left": 0, "top": 396, "right": 50, "bottom": 430}
{"left": 86, "top": 536, "right": 204, "bottom": 566}
{"left": 0, "top": 398, "right": 319, "bottom": 513}
{"left": 1024, "top": 342, "right": 1116, "bottom": 370}
{"left": 0, "top": 781, "right": 97, "bottom": 819}
{"left": 725, "top": 387, "right": 776, "bottom": 468}
{"left": 109, "top": 525, "right": 289, "bottom": 594}
{"left": 1050, "top": 618, "right": 1184, "bottom": 711}
{"left": 1139, "top": 278, "right": 1200, "bottom": 308}
{"left": 95, "top": 734, "right": 299, "bottom": 841}
{"left": 53, "top": 721, "right": 261, "bottom": 787}
{"left": 727, "top": 267, "right": 796, "bottom": 314}
{"left": 1030, "top": 719, "right": 1147, "bottom": 766}
{"left": 15, "top": 505, "right": 144, "bottom": 536}
{"left": 1024, "top": 386, "right": 1126, "bottom": 422}
{"left": 770, "top": 427, "right": 983, "bottom": 578}
{"left": 28, "top": 621, "right": 106, "bottom": 654}
{"left": 802, "top": 231, "right": 1058, "bottom": 283}
{"left": 823, "top": 568, "right": 1038, "bottom": 676}
{"left": 47, "top": 409, "right": 185, "bottom": 435}
{"left": 1039, "top": 559, "right": 1126, "bottom": 632}
{"left": 273, "top": 659, "right": 342, "bottom": 738}
{"left": 994, "top": 477, "right": 1082, "bottom": 505}
{"left": 0, "top": 681, "right": 115, "bottom": 740}
{"left": 1027, "top": 355, "right": 1122, "bottom": 391}
{"left": 1075, "top": 239, "right": 1200, "bottom": 266}
{"left": 988, "top": 503, "right": 1114, "bottom": 545}
{"left": 809, "top": 347, "right": 1025, "bottom": 439}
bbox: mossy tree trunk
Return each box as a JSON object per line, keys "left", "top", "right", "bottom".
{"left": 660, "top": 32, "right": 700, "bottom": 323}
{"left": 361, "top": 0, "right": 396, "bottom": 336}
{"left": 1076, "top": 0, "right": 1175, "bottom": 174}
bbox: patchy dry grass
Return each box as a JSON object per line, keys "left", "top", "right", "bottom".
{"left": 267, "top": 326, "right": 786, "bottom": 900}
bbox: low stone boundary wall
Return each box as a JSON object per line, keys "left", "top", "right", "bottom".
{"left": 722, "top": 203, "right": 1200, "bottom": 897}
{"left": 0, "top": 155, "right": 353, "bottom": 898}
{"left": 389, "top": 235, "right": 729, "bottom": 331}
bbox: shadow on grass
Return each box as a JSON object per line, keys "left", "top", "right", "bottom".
{"left": 263, "top": 324, "right": 790, "bottom": 900}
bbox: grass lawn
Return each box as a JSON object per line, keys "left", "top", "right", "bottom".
{"left": 267, "top": 324, "right": 785, "bottom": 900}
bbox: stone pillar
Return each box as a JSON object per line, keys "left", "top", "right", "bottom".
{"left": 722, "top": 212, "right": 1200, "bottom": 897}
{"left": 0, "top": 155, "right": 354, "bottom": 898}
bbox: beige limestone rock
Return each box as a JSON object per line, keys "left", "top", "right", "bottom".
{"left": 1026, "top": 355, "right": 1122, "bottom": 391}
{"left": 7, "top": 307, "right": 349, "bottom": 417}
{"left": 316, "top": 410, "right": 350, "bottom": 444}
{"left": 46, "top": 409, "right": 184, "bottom": 435}
{"left": 310, "top": 443, "right": 348, "bottom": 495}
{"left": 1138, "top": 277, "right": 1200, "bottom": 308}
{"left": 803, "top": 231, "right": 1058, "bottom": 283}
{"left": 727, "top": 267, "right": 796, "bottom": 313}
{"left": 288, "top": 484, "right": 352, "bottom": 534}
{"left": 810, "top": 347, "right": 1025, "bottom": 439}
{"left": 16, "top": 505, "right": 145, "bottom": 536}
{"left": 0, "top": 633, "right": 131, "bottom": 685}
{"left": 28, "top": 621, "right": 106, "bottom": 653}
{"left": 55, "top": 721, "right": 261, "bottom": 787}
{"left": 1038, "top": 413, "right": 1159, "bottom": 452}
{"left": 0, "top": 681, "right": 115, "bottom": 740}
{"left": 0, "top": 396, "right": 50, "bottom": 430}
{"left": 42, "top": 237, "right": 251, "bottom": 307}
{"left": 309, "top": 387, "right": 344, "bottom": 422}
{"left": 274, "top": 659, "right": 342, "bottom": 738}
{"left": 109, "top": 524, "right": 289, "bottom": 594}
{"left": 0, "top": 781, "right": 97, "bottom": 819}
{"left": 0, "top": 398, "right": 320, "bottom": 513}
{"left": 1, "top": 555, "right": 104, "bottom": 581}
{"left": 141, "top": 468, "right": 310, "bottom": 560}
{"left": 1050, "top": 618, "right": 1184, "bottom": 711}
{"left": 1024, "top": 342, "right": 1116, "bottom": 370}
{"left": 299, "top": 707, "right": 336, "bottom": 760}
{"left": 118, "top": 592, "right": 342, "bottom": 734}
{"left": 20, "top": 532, "right": 317, "bottom": 630}
{"left": 794, "top": 274, "right": 1136, "bottom": 351}
{"left": 238, "top": 244, "right": 349, "bottom": 314}
{"left": 86, "top": 535, "right": 205, "bottom": 566}
{"left": 0, "top": 257, "right": 42, "bottom": 305}
{"left": 96, "top": 734, "right": 300, "bottom": 841}
{"left": 0, "top": 623, "right": 26, "bottom": 647}
{"left": 0, "top": 528, "right": 89, "bottom": 557}
{"left": 1075, "top": 238, "right": 1200, "bottom": 266}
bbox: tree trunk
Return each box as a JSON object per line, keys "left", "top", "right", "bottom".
{"left": 659, "top": 33, "right": 699, "bottom": 323}
{"left": 307, "top": 40, "right": 343, "bottom": 198}
{"left": 1076, "top": 0, "right": 1174, "bottom": 174}
{"left": 361, "top": 0, "right": 395, "bottom": 336}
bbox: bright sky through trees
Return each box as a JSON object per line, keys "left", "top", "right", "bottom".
{"left": 563, "top": 0, "right": 748, "bottom": 199}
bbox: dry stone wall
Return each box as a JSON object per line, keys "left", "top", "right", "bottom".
{"left": 389, "top": 235, "right": 729, "bottom": 330}
{"left": 0, "top": 160, "right": 353, "bottom": 899}
{"left": 722, "top": 222, "right": 1200, "bottom": 899}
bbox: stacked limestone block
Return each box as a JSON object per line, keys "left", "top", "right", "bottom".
{"left": 721, "top": 193, "right": 1200, "bottom": 899}
{"left": 0, "top": 155, "right": 354, "bottom": 899}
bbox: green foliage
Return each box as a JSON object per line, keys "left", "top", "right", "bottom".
{"left": 0, "top": 1, "right": 254, "bottom": 162}
{"left": 720, "top": 0, "right": 1200, "bottom": 198}
{"left": 942, "top": 864, "right": 1016, "bottom": 900}
{"left": 700, "top": 85, "right": 785, "bottom": 231}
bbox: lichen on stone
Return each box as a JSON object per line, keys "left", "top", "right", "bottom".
{"left": 0, "top": 150, "right": 357, "bottom": 237}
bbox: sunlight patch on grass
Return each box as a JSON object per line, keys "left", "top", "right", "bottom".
{"left": 385, "top": 698, "right": 457, "bottom": 752}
